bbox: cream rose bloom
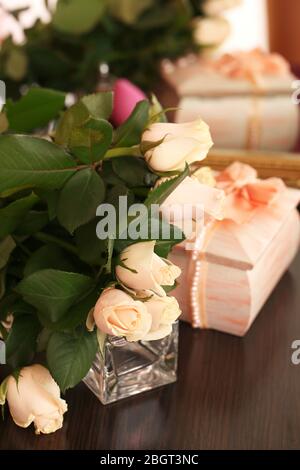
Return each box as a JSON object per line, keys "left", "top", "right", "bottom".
{"left": 142, "top": 120, "right": 213, "bottom": 172}
{"left": 116, "top": 241, "right": 181, "bottom": 296}
{"left": 6, "top": 364, "right": 67, "bottom": 435}
{"left": 160, "top": 176, "right": 225, "bottom": 226}
{"left": 93, "top": 287, "right": 152, "bottom": 342}
{"left": 193, "top": 17, "right": 230, "bottom": 47}
{"left": 143, "top": 295, "right": 181, "bottom": 341}
{"left": 203, "top": 0, "right": 242, "bottom": 16}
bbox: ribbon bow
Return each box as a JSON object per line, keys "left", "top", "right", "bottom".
{"left": 212, "top": 48, "right": 290, "bottom": 86}
{"left": 215, "top": 162, "right": 286, "bottom": 224}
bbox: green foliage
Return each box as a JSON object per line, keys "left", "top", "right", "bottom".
{"left": 57, "top": 169, "right": 105, "bottom": 234}
{"left": 75, "top": 219, "right": 108, "bottom": 266}
{"left": 47, "top": 327, "right": 98, "bottom": 392}
{"left": 16, "top": 269, "right": 95, "bottom": 323}
{"left": 0, "top": 193, "right": 38, "bottom": 238}
{"left": 0, "top": 89, "right": 187, "bottom": 394}
{"left": 23, "top": 245, "right": 76, "bottom": 277}
{"left": 144, "top": 164, "right": 189, "bottom": 207}
{"left": 0, "top": 237, "right": 16, "bottom": 270}
{"left": 113, "top": 100, "right": 150, "bottom": 147}
{"left": 55, "top": 92, "right": 113, "bottom": 161}
{"left": 0, "top": 1, "right": 202, "bottom": 94}
{"left": 0, "top": 135, "right": 76, "bottom": 197}
{"left": 5, "top": 87, "right": 66, "bottom": 133}
{"left": 53, "top": 0, "right": 106, "bottom": 35}
{"left": 5, "top": 314, "right": 41, "bottom": 369}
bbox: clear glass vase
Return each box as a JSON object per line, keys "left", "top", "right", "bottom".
{"left": 83, "top": 322, "right": 178, "bottom": 404}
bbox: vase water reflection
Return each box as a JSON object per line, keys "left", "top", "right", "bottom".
{"left": 83, "top": 322, "right": 178, "bottom": 404}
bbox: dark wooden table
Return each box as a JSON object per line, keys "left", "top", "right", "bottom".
{"left": 1, "top": 252, "right": 300, "bottom": 450}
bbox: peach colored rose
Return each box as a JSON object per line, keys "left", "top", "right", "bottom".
{"left": 203, "top": 0, "right": 242, "bottom": 16}
{"left": 192, "top": 166, "right": 216, "bottom": 187}
{"left": 193, "top": 17, "right": 230, "bottom": 47}
{"left": 6, "top": 364, "right": 67, "bottom": 435}
{"left": 143, "top": 295, "right": 181, "bottom": 341}
{"left": 142, "top": 120, "right": 213, "bottom": 172}
{"left": 160, "top": 176, "right": 225, "bottom": 225}
{"left": 116, "top": 241, "right": 181, "bottom": 296}
{"left": 93, "top": 287, "right": 152, "bottom": 342}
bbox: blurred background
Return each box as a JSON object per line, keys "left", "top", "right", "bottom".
{"left": 0, "top": 0, "right": 300, "bottom": 164}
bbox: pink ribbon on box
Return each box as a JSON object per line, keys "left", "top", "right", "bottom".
{"left": 185, "top": 162, "right": 286, "bottom": 329}
{"left": 215, "top": 162, "right": 286, "bottom": 224}
{"left": 212, "top": 48, "right": 291, "bottom": 86}
{"left": 211, "top": 49, "right": 291, "bottom": 149}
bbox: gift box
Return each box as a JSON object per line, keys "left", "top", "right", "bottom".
{"left": 159, "top": 50, "right": 299, "bottom": 152}
{"left": 168, "top": 163, "right": 300, "bottom": 336}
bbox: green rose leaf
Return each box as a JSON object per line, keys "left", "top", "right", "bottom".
{"left": 69, "top": 118, "right": 113, "bottom": 163}
{"left": 6, "top": 87, "right": 66, "bottom": 133}
{"left": 16, "top": 269, "right": 95, "bottom": 323}
{"left": 57, "top": 168, "right": 105, "bottom": 234}
{"left": 6, "top": 314, "right": 41, "bottom": 369}
{"left": 108, "top": 0, "right": 154, "bottom": 24}
{"left": 15, "top": 210, "right": 49, "bottom": 236}
{"left": 47, "top": 327, "right": 98, "bottom": 392}
{"left": 113, "top": 100, "right": 150, "bottom": 147}
{"left": 24, "top": 245, "right": 76, "bottom": 278}
{"left": 144, "top": 163, "right": 189, "bottom": 208}
{"left": 55, "top": 93, "right": 113, "bottom": 163}
{"left": 0, "top": 293, "right": 18, "bottom": 322}
{"left": 4, "top": 48, "right": 28, "bottom": 81}
{"left": 148, "top": 94, "right": 168, "bottom": 124}
{"left": 81, "top": 93, "right": 113, "bottom": 121}
{"left": 112, "top": 157, "right": 151, "bottom": 188}
{"left": 55, "top": 101, "right": 88, "bottom": 147}
{"left": 0, "top": 193, "right": 38, "bottom": 239}
{"left": 75, "top": 219, "right": 108, "bottom": 266}
{"left": 47, "top": 288, "right": 100, "bottom": 331}
{"left": 0, "top": 135, "right": 76, "bottom": 197}
{"left": 35, "top": 189, "right": 59, "bottom": 221}
{"left": 0, "top": 269, "right": 6, "bottom": 300}
{"left": 0, "top": 113, "right": 9, "bottom": 134}
{"left": 53, "top": 0, "right": 106, "bottom": 34}
{"left": 55, "top": 93, "right": 113, "bottom": 147}
{"left": 0, "top": 236, "right": 16, "bottom": 270}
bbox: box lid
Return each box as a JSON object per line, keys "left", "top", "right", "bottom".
{"left": 161, "top": 59, "right": 295, "bottom": 98}
{"left": 201, "top": 187, "right": 300, "bottom": 270}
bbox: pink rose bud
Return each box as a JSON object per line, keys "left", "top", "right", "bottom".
{"left": 111, "top": 78, "right": 147, "bottom": 126}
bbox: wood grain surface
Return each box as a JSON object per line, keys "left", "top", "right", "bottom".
{"left": 1, "top": 252, "right": 300, "bottom": 450}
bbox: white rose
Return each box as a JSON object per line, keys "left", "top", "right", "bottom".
{"left": 203, "top": 0, "right": 242, "bottom": 16}
{"left": 160, "top": 176, "right": 225, "bottom": 240}
{"left": 6, "top": 364, "right": 67, "bottom": 435}
{"left": 142, "top": 119, "right": 213, "bottom": 172}
{"left": 116, "top": 241, "right": 181, "bottom": 296}
{"left": 143, "top": 295, "right": 181, "bottom": 341}
{"left": 193, "top": 17, "right": 230, "bottom": 46}
{"left": 93, "top": 287, "right": 152, "bottom": 342}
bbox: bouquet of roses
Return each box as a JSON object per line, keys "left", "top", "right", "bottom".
{"left": 0, "top": 87, "right": 212, "bottom": 434}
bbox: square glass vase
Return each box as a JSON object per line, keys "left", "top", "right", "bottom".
{"left": 83, "top": 322, "right": 178, "bottom": 404}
